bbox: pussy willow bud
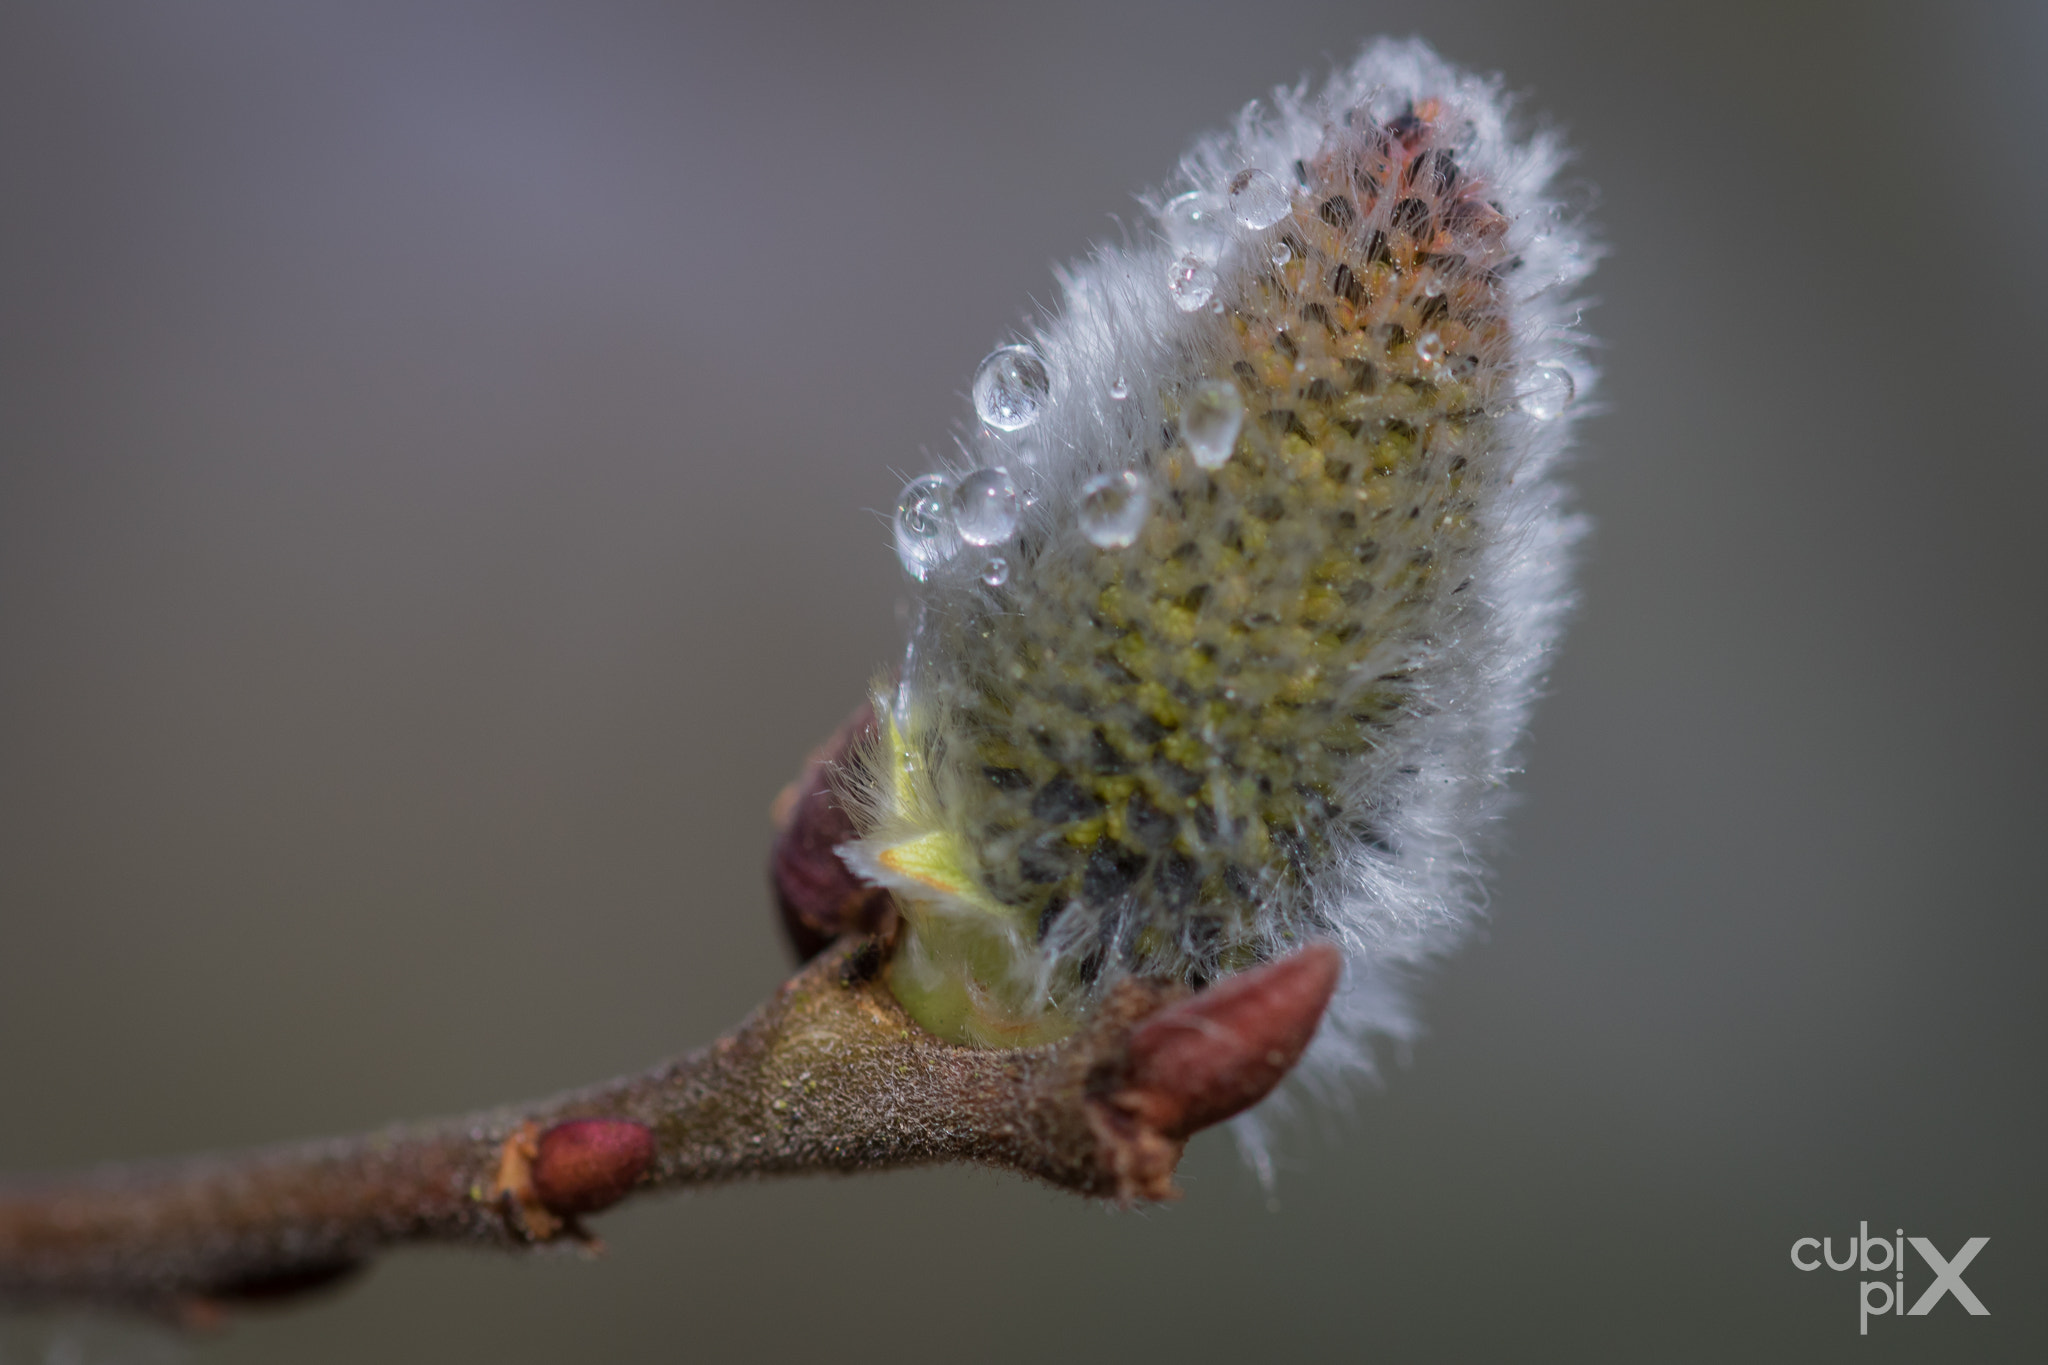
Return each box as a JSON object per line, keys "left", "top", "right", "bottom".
{"left": 842, "top": 40, "right": 1595, "bottom": 1101}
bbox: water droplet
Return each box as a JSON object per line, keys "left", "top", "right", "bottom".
{"left": 952, "top": 467, "right": 1020, "bottom": 546}
{"left": 1182, "top": 380, "right": 1244, "bottom": 469}
{"left": 1519, "top": 364, "right": 1576, "bottom": 420}
{"left": 980, "top": 556, "right": 1010, "bottom": 587}
{"left": 893, "top": 473, "right": 959, "bottom": 580}
{"left": 1166, "top": 254, "right": 1217, "bottom": 311}
{"left": 1269, "top": 240, "right": 1294, "bottom": 267}
{"left": 1109, "top": 376, "right": 1129, "bottom": 400}
{"left": 1078, "top": 470, "right": 1150, "bottom": 549}
{"left": 1415, "top": 330, "right": 1446, "bottom": 365}
{"left": 1162, "top": 191, "right": 1227, "bottom": 260}
{"left": 972, "top": 344, "right": 1051, "bottom": 431}
{"left": 1227, "top": 168, "right": 1291, "bottom": 229}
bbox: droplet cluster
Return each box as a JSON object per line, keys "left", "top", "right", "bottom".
{"left": 894, "top": 346, "right": 1052, "bottom": 582}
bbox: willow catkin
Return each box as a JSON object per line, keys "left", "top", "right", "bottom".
{"left": 841, "top": 41, "right": 1596, "bottom": 1141}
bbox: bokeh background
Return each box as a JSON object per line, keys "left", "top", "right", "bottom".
{"left": 2, "top": 2, "right": 2043, "bottom": 1361}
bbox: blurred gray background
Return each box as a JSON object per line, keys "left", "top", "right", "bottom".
{"left": 2, "top": 2, "right": 2043, "bottom": 1361}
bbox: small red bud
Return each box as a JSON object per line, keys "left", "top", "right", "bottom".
{"left": 529, "top": 1119, "right": 657, "bottom": 1217}
{"left": 1086, "top": 945, "right": 1341, "bottom": 1203}
{"left": 770, "top": 700, "right": 894, "bottom": 961}
{"left": 1122, "top": 943, "right": 1342, "bottom": 1138}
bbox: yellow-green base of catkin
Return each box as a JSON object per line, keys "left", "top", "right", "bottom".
{"left": 877, "top": 104, "right": 1523, "bottom": 1046}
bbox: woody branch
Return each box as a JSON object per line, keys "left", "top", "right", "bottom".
{"left": 0, "top": 711, "right": 1339, "bottom": 1320}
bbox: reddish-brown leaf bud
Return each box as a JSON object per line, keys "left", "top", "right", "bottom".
{"left": 530, "top": 1119, "right": 657, "bottom": 1218}
{"left": 1086, "top": 944, "right": 1341, "bottom": 1202}
{"left": 1120, "top": 943, "right": 1343, "bottom": 1139}
{"left": 770, "top": 699, "right": 893, "bottom": 960}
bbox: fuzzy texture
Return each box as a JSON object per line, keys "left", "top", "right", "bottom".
{"left": 843, "top": 39, "right": 1596, "bottom": 1152}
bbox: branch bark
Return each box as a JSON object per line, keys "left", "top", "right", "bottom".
{"left": 1, "top": 706, "right": 1340, "bottom": 1320}
{"left": 0, "top": 934, "right": 1340, "bottom": 1321}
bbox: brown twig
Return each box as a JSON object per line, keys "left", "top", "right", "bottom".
{"left": 0, "top": 707, "right": 1341, "bottom": 1321}
{"left": 0, "top": 934, "right": 1340, "bottom": 1321}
